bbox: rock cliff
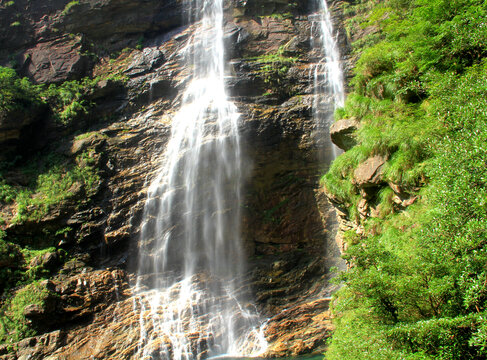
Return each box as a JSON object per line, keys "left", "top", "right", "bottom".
{"left": 0, "top": 0, "right": 351, "bottom": 358}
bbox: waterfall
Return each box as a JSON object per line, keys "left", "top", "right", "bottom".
{"left": 311, "top": 0, "right": 345, "bottom": 161}
{"left": 310, "top": 0, "right": 348, "bottom": 279}
{"left": 134, "top": 0, "right": 266, "bottom": 358}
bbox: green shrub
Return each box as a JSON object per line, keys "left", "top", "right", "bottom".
{"left": 0, "top": 281, "right": 54, "bottom": 343}
{"left": 40, "top": 79, "right": 93, "bottom": 125}
{"left": 326, "top": 1, "right": 487, "bottom": 359}
{"left": 249, "top": 46, "right": 299, "bottom": 97}
{"left": 11, "top": 150, "right": 100, "bottom": 224}
{"left": 0, "top": 66, "right": 126, "bottom": 127}
{"left": 0, "top": 67, "right": 43, "bottom": 112}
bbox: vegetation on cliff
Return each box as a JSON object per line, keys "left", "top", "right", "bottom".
{"left": 0, "top": 67, "right": 108, "bottom": 343}
{"left": 325, "top": 0, "right": 487, "bottom": 359}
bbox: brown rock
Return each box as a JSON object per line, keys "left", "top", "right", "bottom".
{"left": 23, "top": 304, "right": 45, "bottom": 319}
{"left": 29, "top": 252, "right": 59, "bottom": 270}
{"left": 388, "top": 181, "right": 404, "bottom": 195}
{"left": 402, "top": 195, "right": 418, "bottom": 207}
{"left": 70, "top": 134, "right": 99, "bottom": 155}
{"left": 330, "top": 117, "right": 359, "bottom": 150}
{"left": 23, "top": 36, "right": 88, "bottom": 84}
{"left": 55, "top": 269, "right": 130, "bottom": 322}
{"left": 126, "top": 48, "right": 165, "bottom": 78}
{"left": 264, "top": 298, "right": 333, "bottom": 357}
{"left": 0, "top": 1, "right": 350, "bottom": 358}
{"left": 14, "top": 330, "right": 66, "bottom": 360}
{"left": 357, "top": 198, "right": 369, "bottom": 218}
{"left": 60, "top": 0, "right": 183, "bottom": 44}
{"left": 353, "top": 155, "right": 387, "bottom": 187}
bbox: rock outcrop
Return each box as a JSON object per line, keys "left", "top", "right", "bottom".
{"left": 0, "top": 0, "right": 351, "bottom": 358}
{"left": 0, "top": 0, "right": 183, "bottom": 82}
{"left": 330, "top": 117, "right": 359, "bottom": 150}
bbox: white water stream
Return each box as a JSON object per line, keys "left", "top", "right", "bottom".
{"left": 134, "top": 0, "right": 266, "bottom": 358}
{"left": 133, "top": 0, "right": 345, "bottom": 358}
{"left": 311, "top": 0, "right": 345, "bottom": 160}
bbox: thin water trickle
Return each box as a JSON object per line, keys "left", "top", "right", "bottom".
{"left": 134, "top": 0, "right": 267, "bottom": 358}
{"left": 311, "top": 0, "right": 345, "bottom": 161}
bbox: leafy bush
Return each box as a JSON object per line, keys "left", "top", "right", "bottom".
{"left": 0, "top": 65, "right": 126, "bottom": 126}
{"left": 40, "top": 78, "right": 95, "bottom": 125}
{"left": 0, "top": 67, "right": 43, "bottom": 112}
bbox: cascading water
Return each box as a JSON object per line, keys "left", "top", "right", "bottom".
{"left": 311, "top": 0, "right": 348, "bottom": 277}
{"left": 134, "top": 0, "right": 266, "bottom": 358}
{"left": 311, "top": 0, "right": 345, "bottom": 161}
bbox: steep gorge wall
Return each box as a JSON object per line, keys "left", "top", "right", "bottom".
{"left": 0, "top": 0, "right": 352, "bottom": 358}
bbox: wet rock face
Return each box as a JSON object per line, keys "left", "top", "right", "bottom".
{"left": 264, "top": 299, "right": 334, "bottom": 357}
{"left": 0, "top": 0, "right": 352, "bottom": 358}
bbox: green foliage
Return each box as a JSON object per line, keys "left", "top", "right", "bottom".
{"left": 0, "top": 239, "right": 22, "bottom": 291}
{"left": 22, "top": 246, "right": 57, "bottom": 279}
{"left": 8, "top": 150, "right": 100, "bottom": 224}
{"left": 255, "top": 46, "right": 298, "bottom": 82}
{"left": 0, "top": 147, "right": 100, "bottom": 230}
{"left": 61, "top": 0, "right": 79, "bottom": 15}
{"left": 0, "top": 67, "right": 43, "bottom": 113}
{"left": 0, "top": 281, "right": 54, "bottom": 343}
{"left": 74, "top": 131, "right": 108, "bottom": 141}
{"left": 327, "top": 307, "right": 429, "bottom": 360}
{"left": 0, "top": 66, "right": 126, "bottom": 126}
{"left": 0, "top": 181, "right": 17, "bottom": 204}
{"left": 40, "top": 78, "right": 95, "bottom": 125}
{"left": 326, "top": 0, "right": 487, "bottom": 359}
{"left": 267, "top": 12, "right": 293, "bottom": 20}
{"left": 251, "top": 46, "right": 298, "bottom": 97}
{"left": 40, "top": 73, "right": 127, "bottom": 125}
{"left": 136, "top": 36, "right": 145, "bottom": 51}
{"left": 0, "top": 60, "right": 119, "bottom": 346}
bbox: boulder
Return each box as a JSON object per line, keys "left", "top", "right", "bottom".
{"left": 330, "top": 117, "right": 359, "bottom": 150}
{"left": 125, "top": 48, "right": 165, "bottom": 78}
{"left": 29, "top": 251, "right": 60, "bottom": 271}
{"left": 60, "top": 0, "right": 183, "bottom": 43}
{"left": 90, "top": 79, "right": 126, "bottom": 100}
{"left": 353, "top": 155, "right": 387, "bottom": 188}
{"left": 22, "top": 36, "right": 89, "bottom": 84}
